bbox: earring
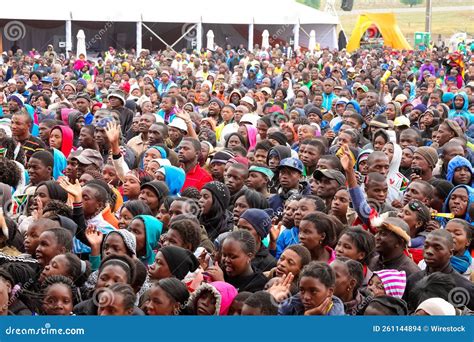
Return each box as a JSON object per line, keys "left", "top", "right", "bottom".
{"left": 319, "top": 240, "right": 323, "bottom": 245}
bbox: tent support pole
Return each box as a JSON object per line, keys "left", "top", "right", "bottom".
{"left": 170, "top": 24, "right": 197, "bottom": 49}
{"left": 142, "top": 23, "right": 176, "bottom": 52}
{"left": 293, "top": 22, "right": 300, "bottom": 51}
{"left": 196, "top": 20, "right": 202, "bottom": 51}
{"left": 136, "top": 19, "right": 142, "bottom": 56}
{"left": 248, "top": 22, "right": 254, "bottom": 52}
{"left": 65, "top": 17, "right": 72, "bottom": 58}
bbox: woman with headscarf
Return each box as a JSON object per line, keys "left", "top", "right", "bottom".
{"left": 384, "top": 101, "right": 402, "bottom": 121}
{"left": 418, "top": 109, "right": 440, "bottom": 140}
{"left": 49, "top": 125, "right": 74, "bottom": 158}
{"left": 155, "top": 165, "right": 186, "bottom": 196}
{"left": 67, "top": 111, "right": 85, "bottom": 147}
{"left": 129, "top": 214, "right": 163, "bottom": 266}
{"left": 198, "top": 181, "right": 234, "bottom": 241}
{"left": 237, "top": 124, "right": 258, "bottom": 151}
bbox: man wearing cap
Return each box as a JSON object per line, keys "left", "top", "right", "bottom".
{"left": 75, "top": 93, "right": 93, "bottom": 124}
{"left": 411, "top": 146, "right": 438, "bottom": 182}
{"left": 168, "top": 117, "right": 189, "bottom": 148}
{"left": 15, "top": 76, "right": 30, "bottom": 99}
{"left": 207, "top": 98, "right": 224, "bottom": 125}
{"left": 210, "top": 150, "right": 234, "bottom": 182}
{"left": 247, "top": 165, "right": 274, "bottom": 199}
{"left": 240, "top": 96, "right": 255, "bottom": 113}
{"left": 268, "top": 157, "right": 311, "bottom": 217}
{"left": 368, "top": 217, "right": 420, "bottom": 277}
{"left": 71, "top": 148, "right": 104, "bottom": 178}
{"left": 313, "top": 169, "right": 346, "bottom": 208}
{"left": 108, "top": 89, "right": 134, "bottom": 134}
{"left": 7, "top": 94, "right": 24, "bottom": 116}
{"left": 243, "top": 67, "right": 258, "bottom": 90}
{"left": 178, "top": 137, "right": 212, "bottom": 191}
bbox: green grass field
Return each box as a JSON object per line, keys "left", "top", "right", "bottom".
{"left": 339, "top": 10, "right": 474, "bottom": 42}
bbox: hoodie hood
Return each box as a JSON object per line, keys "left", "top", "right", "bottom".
{"left": 388, "top": 101, "right": 402, "bottom": 118}
{"left": 443, "top": 185, "right": 474, "bottom": 222}
{"left": 245, "top": 124, "right": 258, "bottom": 151}
{"left": 161, "top": 165, "right": 185, "bottom": 196}
{"left": 387, "top": 142, "right": 402, "bottom": 177}
{"left": 52, "top": 125, "right": 74, "bottom": 157}
{"left": 267, "top": 145, "right": 292, "bottom": 165}
{"left": 346, "top": 100, "right": 361, "bottom": 114}
{"left": 448, "top": 92, "right": 472, "bottom": 125}
{"left": 135, "top": 215, "right": 163, "bottom": 265}
{"left": 446, "top": 155, "right": 473, "bottom": 185}
{"left": 356, "top": 149, "right": 373, "bottom": 172}
{"left": 188, "top": 281, "right": 238, "bottom": 315}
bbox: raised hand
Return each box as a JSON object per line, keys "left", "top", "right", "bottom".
{"left": 105, "top": 121, "right": 121, "bottom": 146}
{"left": 58, "top": 177, "right": 82, "bottom": 202}
{"left": 339, "top": 144, "right": 355, "bottom": 172}
{"left": 266, "top": 272, "right": 294, "bottom": 303}
{"left": 85, "top": 225, "right": 103, "bottom": 256}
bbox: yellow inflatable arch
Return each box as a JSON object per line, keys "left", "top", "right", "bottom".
{"left": 346, "top": 13, "right": 412, "bottom": 52}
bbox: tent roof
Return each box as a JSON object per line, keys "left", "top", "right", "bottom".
{"left": 1, "top": 0, "right": 338, "bottom": 25}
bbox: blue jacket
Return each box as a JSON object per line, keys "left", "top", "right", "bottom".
{"left": 322, "top": 92, "right": 338, "bottom": 111}
{"left": 278, "top": 294, "right": 345, "bottom": 316}
{"left": 449, "top": 92, "right": 473, "bottom": 125}
{"left": 442, "top": 184, "right": 474, "bottom": 224}
{"left": 345, "top": 100, "right": 361, "bottom": 114}
{"left": 274, "top": 226, "right": 299, "bottom": 259}
{"left": 446, "top": 155, "right": 473, "bottom": 186}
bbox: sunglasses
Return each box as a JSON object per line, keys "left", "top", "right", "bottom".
{"left": 408, "top": 200, "right": 425, "bottom": 215}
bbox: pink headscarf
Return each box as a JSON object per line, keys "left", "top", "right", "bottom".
{"left": 244, "top": 124, "right": 258, "bottom": 151}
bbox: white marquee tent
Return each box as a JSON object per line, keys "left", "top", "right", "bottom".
{"left": 0, "top": 0, "right": 339, "bottom": 53}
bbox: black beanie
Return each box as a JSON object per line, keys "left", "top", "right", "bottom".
{"left": 159, "top": 246, "right": 199, "bottom": 280}
{"left": 259, "top": 115, "right": 273, "bottom": 128}
{"left": 157, "top": 278, "right": 190, "bottom": 305}
{"left": 268, "top": 131, "right": 288, "bottom": 146}
{"left": 202, "top": 181, "right": 230, "bottom": 210}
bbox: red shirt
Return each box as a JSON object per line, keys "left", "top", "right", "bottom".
{"left": 181, "top": 164, "right": 213, "bottom": 191}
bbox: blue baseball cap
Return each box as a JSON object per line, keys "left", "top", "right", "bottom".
{"left": 277, "top": 158, "right": 304, "bottom": 174}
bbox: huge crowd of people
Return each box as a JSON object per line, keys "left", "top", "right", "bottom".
{"left": 0, "top": 39, "right": 472, "bottom": 316}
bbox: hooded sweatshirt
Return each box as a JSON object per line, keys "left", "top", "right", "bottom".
{"left": 188, "top": 281, "right": 238, "bottom": 315}
{"left": 52, "top": 125, "right": 74, "bottom": 158}
{"left": 161, "top": 165, "right": 186, "bottom": 196}
{"left": 449, "top": 92, "right": 473, "bottom": 125}
{"left": 446, "top": 155, "right": 473, "bottom": 186}
{"left": 442, "top": 184, "right": 474, "bottom": 224}
{"left": 135, "top": 215, "right": 163, "bottom": 266}
{"left": 386, "top": 142, "right": 409, "bottom": 199}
